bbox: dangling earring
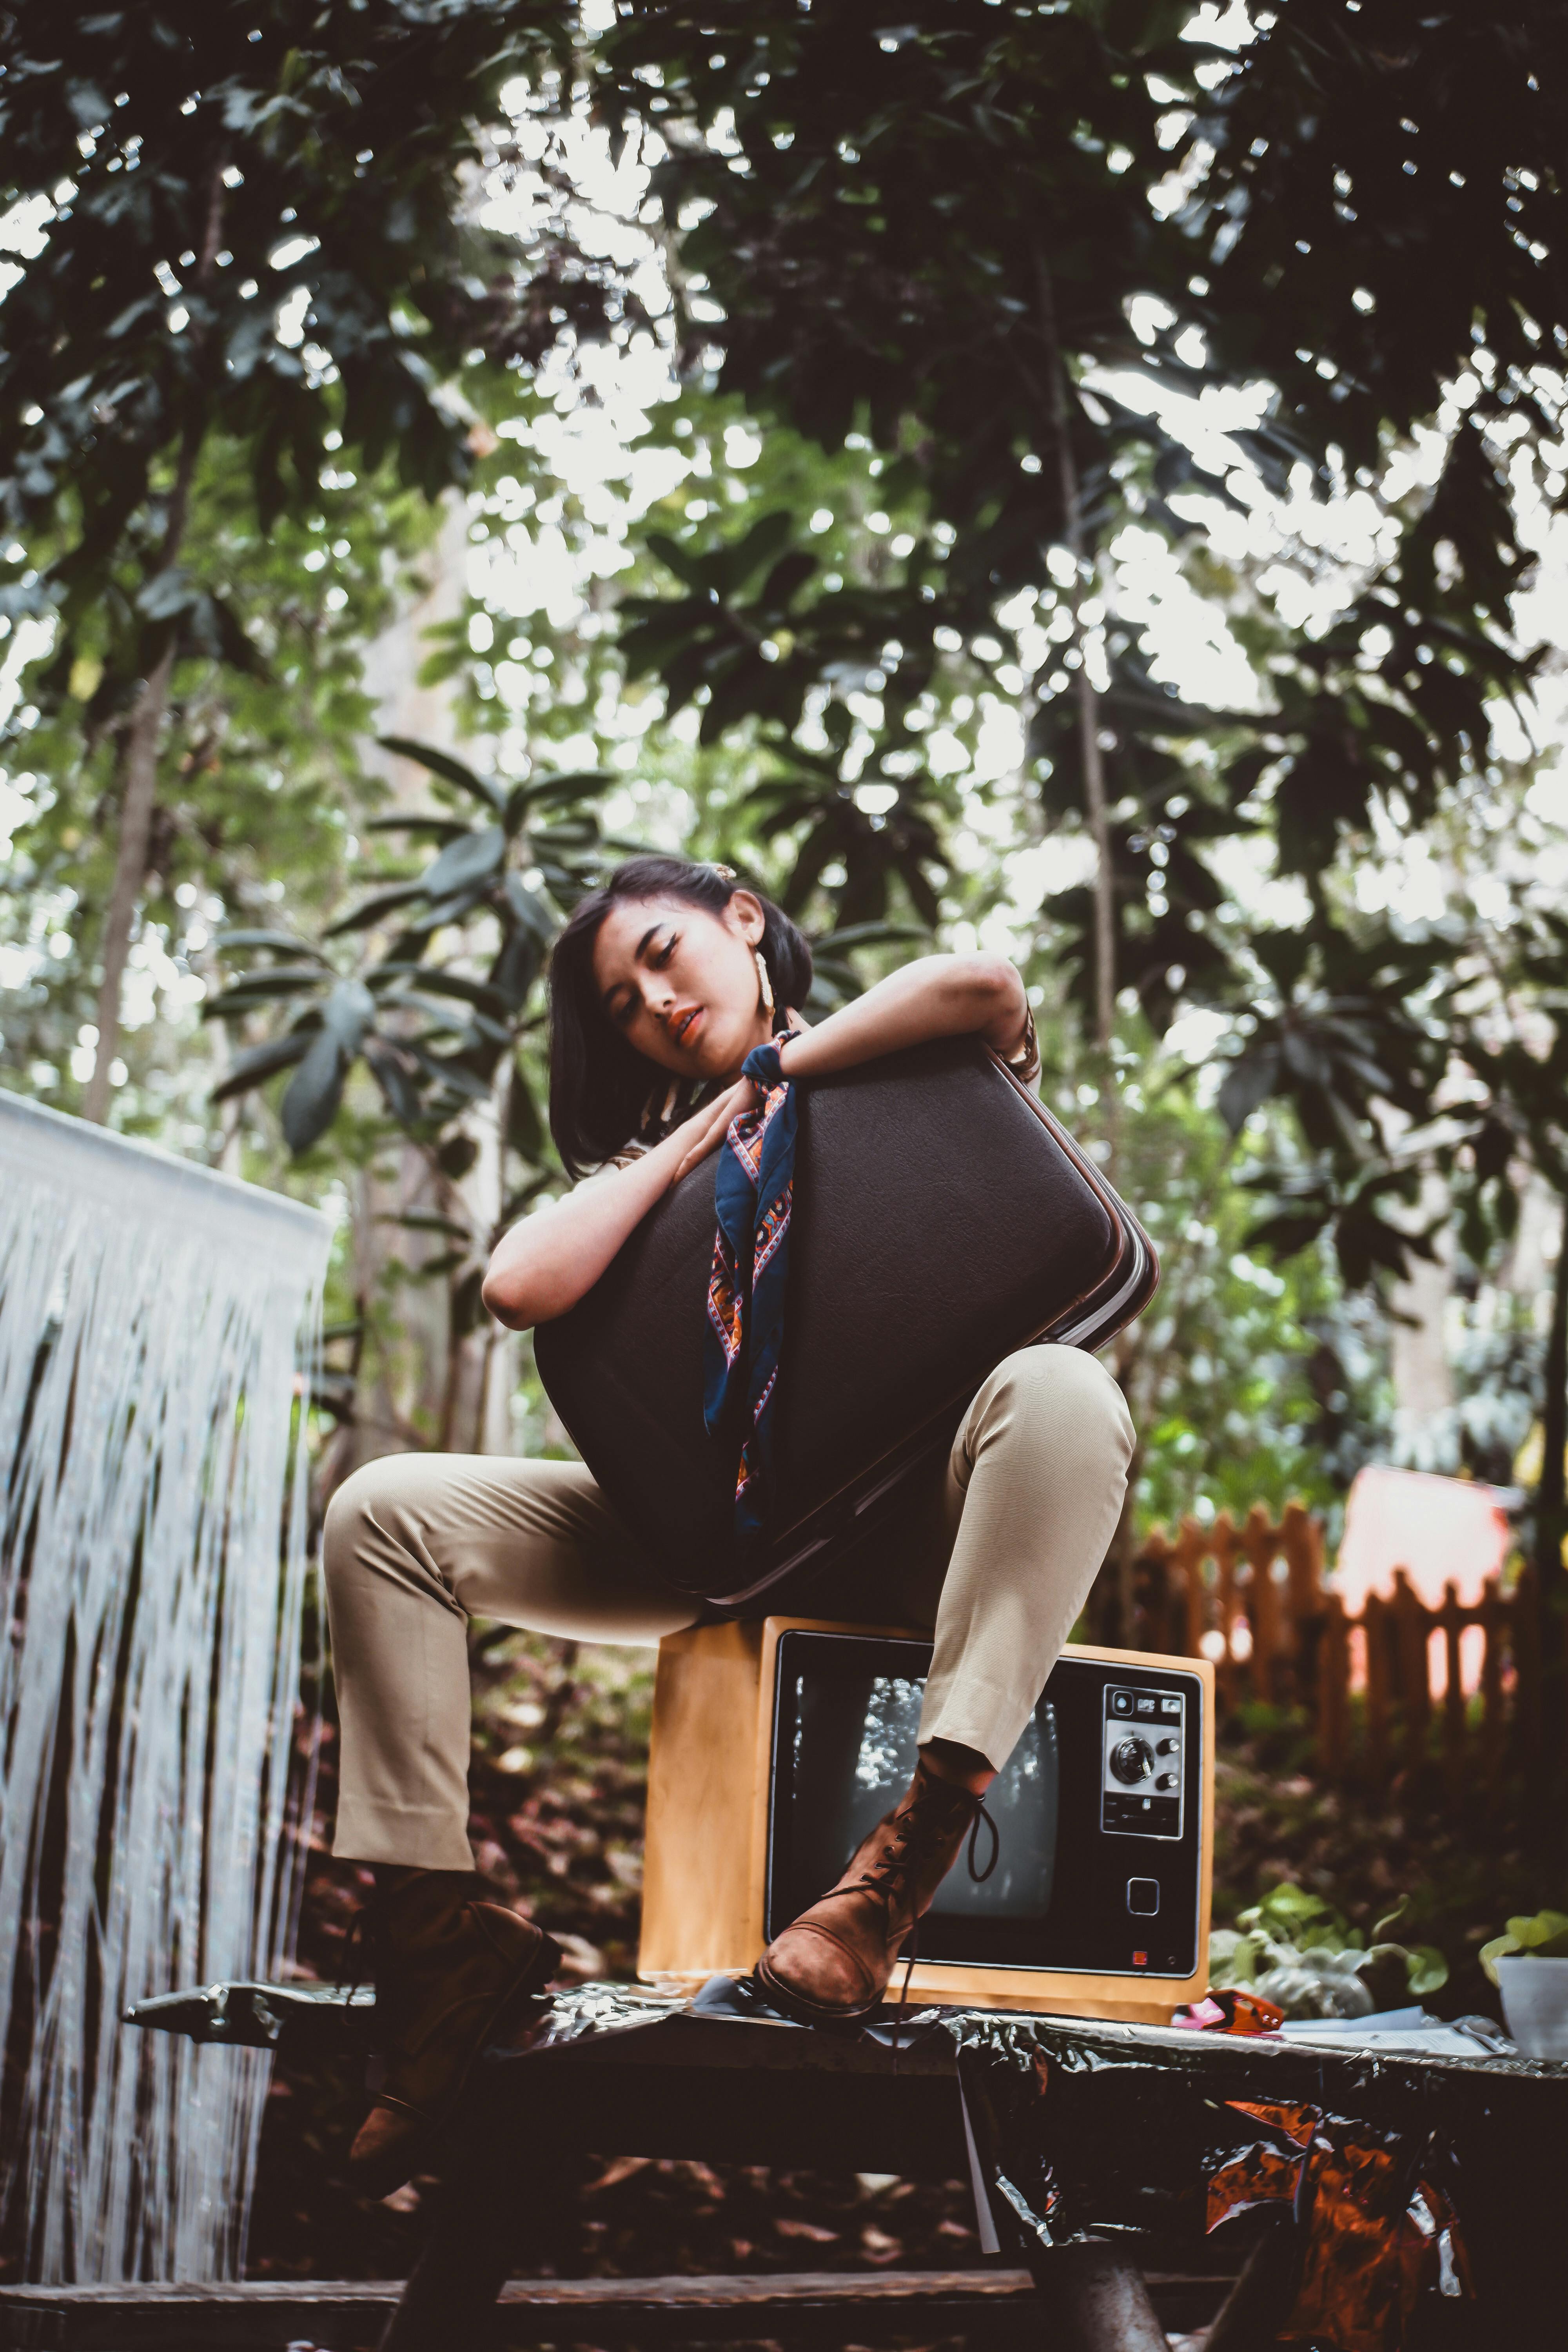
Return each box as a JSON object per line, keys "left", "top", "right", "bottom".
{"left": 754, "top": 946, "right": 775, "bottom": 1013}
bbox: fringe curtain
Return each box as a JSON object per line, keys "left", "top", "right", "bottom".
{"left": 0, "top": 1090, "right": 332, "bottom": 2281}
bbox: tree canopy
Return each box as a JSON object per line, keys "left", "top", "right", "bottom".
{"left": 4, "top": 0, "right": 1567, "bottom": 1591}
{"left": 594, "top": 3, "right": 1560, "bottom": 1069}
{"left": 0, "top": 0, "right": 606, "bottom": 1111}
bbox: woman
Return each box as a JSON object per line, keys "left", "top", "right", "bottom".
{"left": 324, "top": 855, "right": 1133, "bottom": 2195}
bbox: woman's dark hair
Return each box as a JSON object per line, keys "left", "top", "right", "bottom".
{"left": 548, "top": 854, "right": 813, "bottom": 1176}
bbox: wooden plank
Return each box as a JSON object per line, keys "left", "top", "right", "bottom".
{"left": 1392, "top": 1570, "right": 1431, "bottom": 1777}
{"left": 1280, "top": 1502, "right": 1325, "bottom": 1715}
{"left": 1212, "top": 1511, "right": 1240, "bottom": 1713}
{"left": 1480, "top": 1573, "right": 1506, "bottom": 1792}
{"left": 0, "top": 2269, "right": 1240, "bottom": 2349}
{"left": 1317, "top": 1592, "right": 1348, "bottom": 1779}
{"left": 1513, "top": 1564, "right": 1542, "bottom": 1764}
{"left": 1280, "top": 1499, "right": 1321, "bottom": 1629}
{"left": 1170, "top": 1518, "right": 1209, "bottom": 1658}
{"left": 1241, "top": 1504, "right": 1281, "bottom": 1704}
{"left": 1439, "top": 1582, "right": 1466, "bottom": 1800}
{"left": 1363, "top": 1591, "right": 1389, "bottom": 1786}
{"left": 1279, "top": 1505, "right": 1316, "bottom": 1675}
{"left": 1133, "top": 1524, "right": 1171, "bottom": 1652}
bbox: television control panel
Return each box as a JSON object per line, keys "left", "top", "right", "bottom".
{"left": 1102, "top": 1684, "right": 1186, "bottom": 1839}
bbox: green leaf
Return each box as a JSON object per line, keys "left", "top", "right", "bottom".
{"left": 209, "top": 1030, "right": 310, "bottom": 1102}
{"left": 501, "top": 1172, "right": 554, "bottom": 1222}
{"left": 418, "top": 823, "right": 506, "bottom": 900}
{"left": 321, "top": 978, "right": 375, "bottom": 1050}
{"left": 281, "top": 1027, "right": 347, "bottom": 1154}
{"left": 420, "top": 885, "right": 494, "bottom": 931}
{"left": 363, "top": 814, "right": 473, "bottom": 841}
{"left": 1218, "top": 1048, "right": 1280, "bottom": 1134}
{"left": 812, "top": 921, "right": 930, "bottom": 952}
{"left": 1205, "top": 1926, "right": 1258, "bottom": 1987}
{"left": 506, "top": 1067, "right": 545, "bottom": 1160}
{"left": 1405, "top": 1945, "right": 1449, "bottom": 1996}
{"left": 202, "top": 966, "right": 327, "bottom": 1016}
{"left": 644, "top": 532, "right": 712, "bottom": 593}
{"left": 1507, "top": 1910, "right": 1568, "bottom": 1949}
{"left": 325, "top": 880, "right": 430, "bottom": 937}
{"left": 388, "top": 967, "right": 510, "bottom": 1017}
{"left": 1480, "top": 1933, "right": 1519, "bottom": 1989}
{"left": 406, "top": 1247, "right": 467, "bottom": 1280}
{"left": 214, "top": 930, "right": 325, "bottom": 959}
{"left": 400, "top": 992, "right": 510, "bottom": 1046}
{"left": 508, "top": 769, "right": 612, "bottom": 820}
{"left": 492, "top": 923, "right": 543, "bottom": 1010}
{"left": 406, "top": 1044, "right": 493, "bottom": 1103}
{"left": 377, "top": 735, "right": 504, "bottom": 812}
{"left": 1246, "top": 1208, "right": 1331, "bottom": 1259}
{"left": 718, "top": 508, "right": 793, "bottom": 593}
{"left": 1257, "top": 1882, "right": 1328, "bottom": 1925}
{"left": 363, "top": 1038, "right": 422, "bottom": 1128}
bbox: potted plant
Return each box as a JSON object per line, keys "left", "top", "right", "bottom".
{"left": 1208, "top": 1882, "right": 1448, "bottom": 2021}
{"left": 1480, "top": 1910, "right": 1568, "bottom": 2060}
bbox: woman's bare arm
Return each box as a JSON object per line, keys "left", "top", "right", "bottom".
{"left": 485, "top": 956, "right": 1026, "bottom": 1332}
{"left": 482, "top": 1078, "right": 750, "bottom": 1330}
{"left": 776, "top": 953, "right": 1027, "bottom": 1081}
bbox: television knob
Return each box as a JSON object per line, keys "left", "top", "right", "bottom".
{"left": 1155, "top": 1771, "right": 1178, "bottom": 1791}
{"left": 1110, "top": 1736, "right": 1154, "bottom": 1786}
{"left": 1156, "top": 1736, "right": 1178, "bottom": 1755}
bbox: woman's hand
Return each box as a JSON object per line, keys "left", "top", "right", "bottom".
{"left": 669, "top": 1076, "right": 754, "bottom": 1183}
{"left": 481, "top": 1079, "right": 756, "bottom": 1332}
{"left": 482, "top": 955, "right": 1027, "bottom": 1333}
{"left": 773, "top": 953, "right": 1029, "bottom": 1084}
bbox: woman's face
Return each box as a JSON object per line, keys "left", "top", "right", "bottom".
{"left": 592, "top": 891, "right": 773, "bottom": 1083}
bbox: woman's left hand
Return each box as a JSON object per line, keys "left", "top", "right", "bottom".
{"left": 774, "top": 953, "right": 1030, "bottom": 1084}
{"left": 668, "top": 1076, "right": 757, "bottom": 1183}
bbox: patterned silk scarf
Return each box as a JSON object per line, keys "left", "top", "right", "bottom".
{"left": 704, "top": 1035, "right": 799, "bottom": 1544}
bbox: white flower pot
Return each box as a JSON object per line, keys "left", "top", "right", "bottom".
{"left": 1497, "top": 1955, "right": 1568, "bottom": 2062}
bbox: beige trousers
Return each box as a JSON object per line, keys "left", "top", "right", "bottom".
{"left": 323, "top": 1345, "right": 1134, "bottom": 1871}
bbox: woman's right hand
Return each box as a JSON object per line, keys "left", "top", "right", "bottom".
{"left": 669, "top": 1077, "right": 754, "bottom": 1184}
{"left": 482, "top": 1077, "right": 757, "bottom": 1330}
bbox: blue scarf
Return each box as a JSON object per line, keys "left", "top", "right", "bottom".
{"left": 703, "top": 1037, "right": 798, "bottom": 1546}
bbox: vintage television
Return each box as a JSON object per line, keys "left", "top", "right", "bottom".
{"left": 640, "top": 1619, "right": 1214, "bottom": 2022}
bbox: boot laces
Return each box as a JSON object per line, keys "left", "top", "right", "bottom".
{"left": 843, "top": 1778, "right": 998, "bottom": 1917}
{"left": 816, "top": 1772, "right": 1000, "bottom": 2053}
{"left": 887, "top": 1783, "right": 998, "bottom": 2055}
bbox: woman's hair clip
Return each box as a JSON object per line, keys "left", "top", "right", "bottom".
{"left": 711, "top": 862, "right": 736, "bottom": 881}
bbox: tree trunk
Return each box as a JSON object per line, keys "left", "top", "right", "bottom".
{"left": 1036, "top": 253, "right": 1116, "bottom": 1064}
{"left": 82, "top": 646, "right": 176, "bottom": 1121}
{"left": 83, "top": 162, "right": 224, "bottom": 1122}
{"left": 1532, "top": 1195, "right": 1568, "bottom": 1746}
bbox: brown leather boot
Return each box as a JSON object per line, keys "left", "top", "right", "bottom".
{"left": 345, "top": 1871, "right": 560, "bottom": 2198}
{"left": 754, "top": 1759, "right": 996, "bottom": 2028}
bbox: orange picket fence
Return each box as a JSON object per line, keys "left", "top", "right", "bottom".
{"left": 1130, "top": 1503, "right": 1541, "bottom": 1795}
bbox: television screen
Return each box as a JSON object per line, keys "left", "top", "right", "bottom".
{"left": 766, "top": 1632, "right": 1203, "bottom": 1978}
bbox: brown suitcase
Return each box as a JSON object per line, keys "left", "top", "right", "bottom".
{"left": 534, "top": 1036, "right": 1157, "bottom": 1609}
